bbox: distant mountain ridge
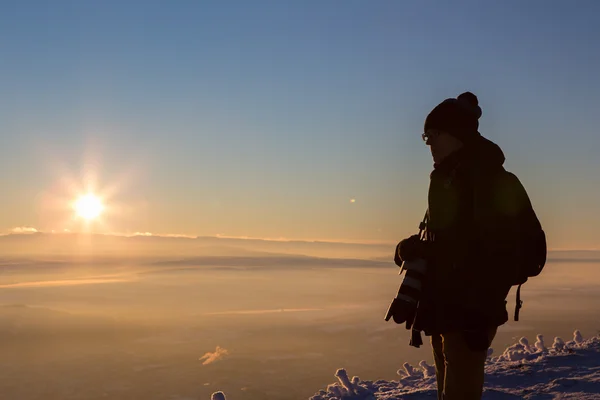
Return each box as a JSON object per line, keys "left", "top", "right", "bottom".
{"left": 0, "top": 232, "right": 597, "bottom": 264}
{"left": 0, "top": 232, "right": 392, "bottom": 260}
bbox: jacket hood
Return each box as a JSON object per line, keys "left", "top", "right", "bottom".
{"left": 471, "top": 134, "right": 505, "bottom": 169}
{"left": 432, "top": 133, "right": 505, "bottom": 174}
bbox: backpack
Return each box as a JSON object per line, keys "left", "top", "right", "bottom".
{"left": 494, "top": 171, "right": 547, "bottom": 321}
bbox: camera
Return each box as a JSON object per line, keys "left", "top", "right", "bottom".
{"left": 384, "top": 257, "right": 427, "bottom": 324}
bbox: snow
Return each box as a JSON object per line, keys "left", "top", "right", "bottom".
{"left": 307, "top": 330, "right": 600, "bottom": 399}
{"left": 209, "top": 330, "right": 600, "bottom": 399}
{"left": 210, "top": 392, "right": 226, "bottom": 400}
{"left": 575, "top": 330, "right": 584, "bottom": 344}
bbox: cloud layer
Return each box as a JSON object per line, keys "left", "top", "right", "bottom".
{"left": 199, "top": 346, "right": 229, "bottom": 365}
{"left": 11, "top": 226, "right": 38, "bottom": 234}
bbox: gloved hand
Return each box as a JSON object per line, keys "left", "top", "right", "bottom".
{"left": 394, "top": 234, "right": 427, "bottom": 266}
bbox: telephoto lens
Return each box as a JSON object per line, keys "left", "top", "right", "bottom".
{"left": 384, "top": 257, "right": 427, "bottom": 324}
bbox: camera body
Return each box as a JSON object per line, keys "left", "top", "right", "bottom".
{"left": 384, "top": 257, "right": 427, "bottom": 324}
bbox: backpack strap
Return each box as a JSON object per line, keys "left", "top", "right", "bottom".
{"left": 407, "top": 210, "right": 429, "bottom": 349}
{"left": 514, "top": 284, "right": 523, "bottom": 321}
{"left": 409, "top": 328, "right": 423, "bottom": 348}
{"left": 418, "top": 209, "right": 429, "bottom": 239}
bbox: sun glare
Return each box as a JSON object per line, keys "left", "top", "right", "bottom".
{"left": 74, "top": 194, "right": 103, "bottom": 220}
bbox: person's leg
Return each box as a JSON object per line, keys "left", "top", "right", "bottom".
{"left": 431, "top": 333, "right": 445, "bottom": 400}
{"left": 441, "top": 327, "right": 497, "bottom": 400}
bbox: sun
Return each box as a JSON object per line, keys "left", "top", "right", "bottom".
{"left": 74, "top": 193, "right": 104, "bottom": 220}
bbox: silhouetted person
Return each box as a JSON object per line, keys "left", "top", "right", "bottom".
{"left": 393, "top": 92, "right": 545, "bottom": 400}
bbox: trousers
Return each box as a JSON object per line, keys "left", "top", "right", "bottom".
{"left": 431, "top": 327, "right": 497, "bottom": 400}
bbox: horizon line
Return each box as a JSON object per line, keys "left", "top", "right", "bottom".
{"left": 2, "top": 227, "right": 598, "bottom": 252}
{"left": 3, "top": 226, "right": 396, "bottom": 246}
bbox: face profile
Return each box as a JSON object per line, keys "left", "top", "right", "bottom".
{"left": 423, "top": 128, "right": 464, "bottom": 165}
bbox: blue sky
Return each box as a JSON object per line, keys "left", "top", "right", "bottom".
{"left": 1, "top": 1, "right": 599, "bottom": 248}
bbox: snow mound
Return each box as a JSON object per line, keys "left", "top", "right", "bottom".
{"left": 211, "top": 392, "right": 226, "bottom": 400}
{"left": 310, "top": 330, "right": 600, "bottom": 399}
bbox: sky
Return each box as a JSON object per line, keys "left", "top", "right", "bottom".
{"left": 1, "top": 1, "right": 599, "bottom": 249}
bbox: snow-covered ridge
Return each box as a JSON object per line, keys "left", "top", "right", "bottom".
{"left": 210, "top": 331, "right": 600, "bottom": 399}
{"left": 308, "top": 330, "right": 600, "bottom": 400}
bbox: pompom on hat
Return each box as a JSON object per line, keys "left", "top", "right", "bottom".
{"left": 424, "top": 92, "right": 483, "bottom": 143}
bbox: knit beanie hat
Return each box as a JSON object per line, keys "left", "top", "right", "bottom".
{"left": 424, "top": 92, "right": 483, "bottom": 143}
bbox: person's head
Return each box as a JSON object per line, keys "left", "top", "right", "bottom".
{"left": 423, "top": 92, "right": 482, "bottom": 164}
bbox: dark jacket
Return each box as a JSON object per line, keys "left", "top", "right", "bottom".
{"left": 413, "top": 135, "right": 531, "bottom": 335}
